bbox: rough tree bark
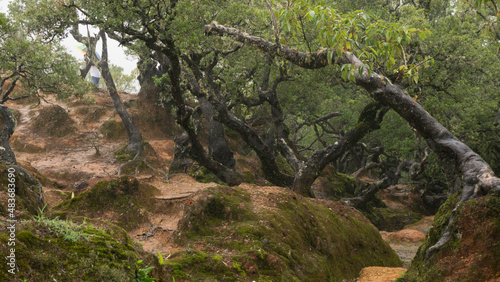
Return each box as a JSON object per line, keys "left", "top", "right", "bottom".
{"left": 150, "top": 42, "right": 243, "bottom": 186}
{"left": 0, "top": 72, "right": 23, "bottom": 165}
{"left": 199, "top": 97, "right": 236, "bottom": 169}
{"left": 205, "top": 23, "right": 500, "bottom": 257}
{"left": 181, "top": 54, "right": 236, "bottom": 169}
{"left": 80, "top": 60, "right": 92, "bottom": 79}
{"left": 180, "top": 51, "right": 295, "bottom": 186}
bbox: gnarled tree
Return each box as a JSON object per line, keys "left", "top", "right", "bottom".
{"left": 203, "top": 20, "right": 500, "bottom": 257}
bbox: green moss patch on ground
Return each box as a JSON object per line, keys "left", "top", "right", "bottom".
{"left": 400, "top": 192, "right": 500, "bottom": 281}
{"left": 32, "top": 105, "right": 76, "bottom": 137}
{"left": 165, "top": 185, "right": 401, "bottom": 281}
{"left": 187, "top": 165, "right": 225, "bottom": 185}
{"left": 0, "top": 217, "right": 143, "bottom": 281}
{"left": 52, "top": 177, "right": 159, "bottom": 231}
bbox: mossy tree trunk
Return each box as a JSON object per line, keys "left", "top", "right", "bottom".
{"left": 205, "top": 23, "right": 500, "bottom": 257}
{"left": 0, "top": 55, "right": 27, "bottom": 165}
{"left": 181, "top": 53, "right": 237, "bottom": 169}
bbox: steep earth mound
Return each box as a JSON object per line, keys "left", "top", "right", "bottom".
{"left": 39, "top": 177, "right": 402, "bottom": 281}
{"left": 400, "top": 192, "right": 500, "bottom": 281}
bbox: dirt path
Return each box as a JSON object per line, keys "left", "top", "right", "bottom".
{"left": 357, "top": 216, "right": 434, "bottom": 281}
{"left": 130, "top": 174, "right": 219, "bottom": 254}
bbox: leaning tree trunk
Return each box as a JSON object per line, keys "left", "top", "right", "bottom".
{"left": 0, "top": 105, "right": 17, "bottom": 165}
{"left": 205, "top": 23, "right": 500, "bottom": 256}
{"left": 80, "top": 61, "right": 92, "bottom": 79}
{"left": 97, "top": 31, "right": 143, "bottom": 157}
{"left": 71, "top": 27, "right": 143, "bottom": 158}
{"left": 181, "top": 53, "right": 236, "bottom": 169}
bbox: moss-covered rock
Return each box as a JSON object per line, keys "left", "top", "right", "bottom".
{"left": 0, "top": 164, "right": 44, "bottom": 218}
{"left": 312, "top": 169, "right": 358, "bottom": 200}
{"left": 234, "top": 155, "right": 266, "bottom": 185}
{"left": 0, "top": 218, "right": 142, "bottom": 281}
{"left": 0, "top": 108, "right": 21, "bottom": 128}
{"left": 362, "top": 205, "right": 423, "bottom": 232}
{"left": 32, "top": 105, "right": 76, "bottom": 137}
{"left": 400, "top": 192, "right": 500, "bottom": 281}
{"left": 168, "top": 186, "right": 401, "bottom": 281}
{"left": 53, "top": 177, "right": 159, "bottom": 231}
{"left": 99, "top": 119, "right": 127, "bottom": 141}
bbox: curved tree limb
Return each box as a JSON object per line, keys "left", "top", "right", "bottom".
{"left": 291, "top": 102, "right": 389, "bottom": 196}
{"left": 205, "top": 23, "right": 500, "bottom": 256}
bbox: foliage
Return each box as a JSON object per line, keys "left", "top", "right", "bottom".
{"left": 0, "top": 9, "right": 87, "bottom": 101}
{"left": 108, "top": 64, "right": 138, "bottom": 93}
{"left": 277, "top": 0, "right": 432, "bottom": 83}
{"left": 134, "top": 260, "right": 155, "bottom": 282}
{"left": 34, "top": 214, "right": 92, "bottom": 242}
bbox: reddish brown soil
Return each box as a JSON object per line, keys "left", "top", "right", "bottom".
{"left": 6, "top": 91, "right": 438, "bottom": 281}
{"left": 357, "top": 267, "right": 407, "bottom": 282}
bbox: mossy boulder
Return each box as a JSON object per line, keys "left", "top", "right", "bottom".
{"left": 32, "top": 105, "right": 76, "bottom": 137}
{"left": 187, "top": 165, "right": 224, "bottom": 185}
{"left": 53, "top": 177, "right": 159, "bottom": 231}
{"left": 0, "top": 108, "right": 21, "bottom": 128}
{"left": 11, "top": 138, "right": 46, "bottom": 153}
{"left": 362, "top": 205, "right": 424, "bottom": 232}
{"left": 312, "top": 169, "right": 358, "bottom": 200}
{"left": 99, "top": 119, "right": 127, "bottom": 140}
{"left": 400, "top": 192, "right": 500, "bottom": 281}
{"left": 0, "top": 164, "right": 44, "bottom": 218}
{"left": 166, "top": 185, "right": 401, "bottom": 281}
{"left": 0, "top": 218, "right": 142, "bottom": 281}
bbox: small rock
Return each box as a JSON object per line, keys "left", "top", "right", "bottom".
{"left": 74, "top": 181, "right": 89, "bottom": 190}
